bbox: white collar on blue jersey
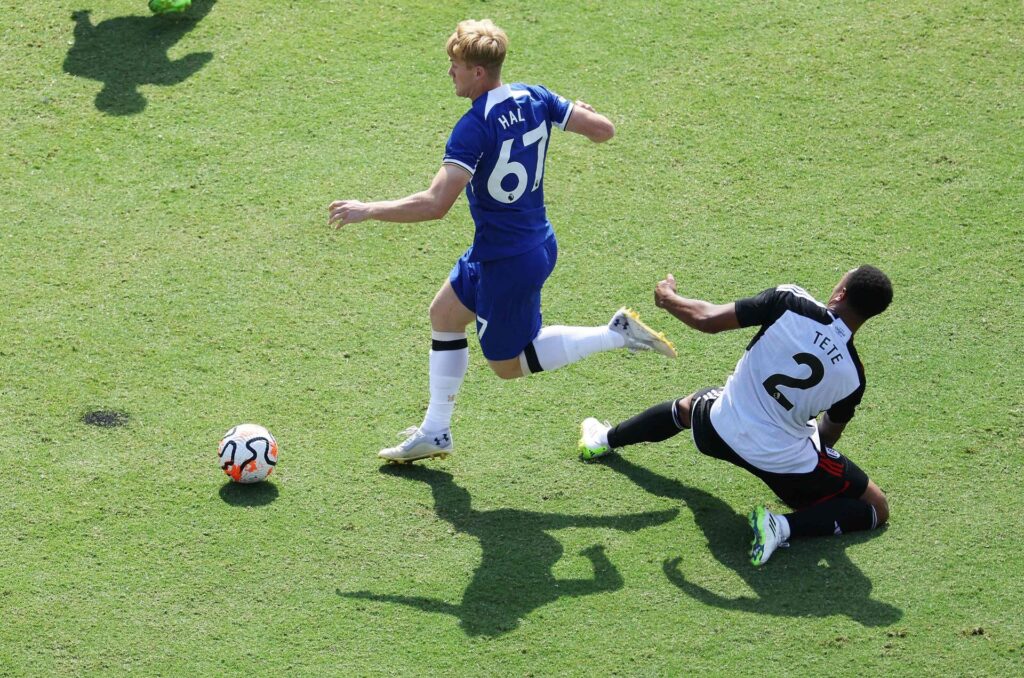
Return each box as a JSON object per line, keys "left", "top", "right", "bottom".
{"left": 483, "top": 84, "right": 531, "bottom": 120}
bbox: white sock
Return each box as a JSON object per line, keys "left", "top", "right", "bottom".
{"left": 420, "top": 331, "right": 469, "bottom": 433}
{"left": 519, "top": 325, "right": 626, "bottom": 374}
{"left": 775, "top": 513, "right": 792, "bottom": 542}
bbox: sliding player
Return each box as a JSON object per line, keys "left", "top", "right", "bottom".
{"left": 579, "top": 267, "right": 893, "bottom": 565}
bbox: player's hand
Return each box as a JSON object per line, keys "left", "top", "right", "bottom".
{"left": 654, "top": 273, "right": 677, "bottom": 308}
{"left": 574, "top": 100, "right": 596, "bottom": 113}
{"left": 328, "top": 200, "right": 372, "bottom": 228}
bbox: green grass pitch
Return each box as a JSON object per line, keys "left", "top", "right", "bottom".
{"left": 1, "top": 0, "right": 1022, "bottom": 674}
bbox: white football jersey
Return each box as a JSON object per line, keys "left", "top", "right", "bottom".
{"left": 709, "top": 284, "right": 866, "bottom": 473}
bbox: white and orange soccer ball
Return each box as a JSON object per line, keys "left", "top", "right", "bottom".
{"left": 218, "top": 423, "right": 279, "bottom": 483}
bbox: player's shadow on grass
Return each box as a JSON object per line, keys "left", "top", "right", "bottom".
{"left": 338, "top": 465, "right": 677, "bottom": 637}
{"left": 63, "top": 1, "right": 217, "bottom": 115}
{"left": 218, "top": 481, "right": 278, "bottom": 506}
{"left": 600, "top": 454, "right": 902, "bottom": 627}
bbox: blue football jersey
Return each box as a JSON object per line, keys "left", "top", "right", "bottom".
{"left": 443, "top": 83, "right": 573, "bottom": 262}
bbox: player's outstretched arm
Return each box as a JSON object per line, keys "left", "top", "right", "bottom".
{"left": 328, "top": 164, "right": 471, "bottom": 228}
{"left": 564, "top": 100, "right": 615, "bottom": 143}
{"left": 654, "top": 273, "right": 740, "bottom": 334}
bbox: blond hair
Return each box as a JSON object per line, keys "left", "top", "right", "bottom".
{"left": 446, "top": 19, "right": 508, "bottom": 77}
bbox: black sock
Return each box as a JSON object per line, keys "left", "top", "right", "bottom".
{"left": 607, "top": 400, "right": 685, "bottom": 449}
{"left": 786, "top": 498, "right": 877, "bottom": 538}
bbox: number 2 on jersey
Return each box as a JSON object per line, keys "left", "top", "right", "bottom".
{"left": 487, "top": 122, "right": 549, "bottom": 203}
{"left": 762, "top": 353, "right": 825, "bottom": 410}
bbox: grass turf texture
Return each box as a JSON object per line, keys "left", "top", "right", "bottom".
{"left": 1, "top": 0, "right": 1022, "bottom": 674}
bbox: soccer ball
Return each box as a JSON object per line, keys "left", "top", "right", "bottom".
{"left": 218, "top": 423, "right": 279, "bottom": 483}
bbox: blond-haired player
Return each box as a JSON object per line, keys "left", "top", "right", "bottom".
{"left": 329, "top": 20, "right": 675, "bottom": 463}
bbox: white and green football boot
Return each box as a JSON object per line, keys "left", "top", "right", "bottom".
{"left": 608, "top": 307, "right": 677, "bottom": 358}
{"left": 149, "top": 0, "right": 192, "bottom": 15}
{"left": 578, "top": 417, "right": 613, "bottom": 462}
{"left": 379, "top": 426, "right": 452, "bottom": 464}
{"left": 749, "top": 505, "right": 788, "bottom": 566}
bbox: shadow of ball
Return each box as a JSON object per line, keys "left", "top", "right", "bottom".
{"left": 218, "top": 481, "right": 279, "bottom": 506}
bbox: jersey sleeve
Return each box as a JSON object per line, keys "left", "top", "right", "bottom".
{"left": 826, "top": 347, "right": 866, "bottom": 423}
{"left": 443, "top": 114, "right": 488, "bottom": 176}
{"left": 734, "top": 287, "right": 790, "bottom": 328}
{"left": 825, "top": 386, "right": 863, "bottom": 424}
{"left": 735, "top": 284, "right": 824, "bottom": 328}
{"left": 536, "top": 85, "right": 573, "bottom": 130}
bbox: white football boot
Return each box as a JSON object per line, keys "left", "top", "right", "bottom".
{"left": 609, "top": 308, "right": 677, "bottom": 358}
{"left": 378, "top": 426, "right": 453, "bottom": 464}
{"left": 749, "top": 505, "right": 789, "bottom": 566}
{"left": 578, "top": 417, "right": 614, "bottom": 462}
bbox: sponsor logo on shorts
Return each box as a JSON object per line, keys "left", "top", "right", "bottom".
{"left": 825, "top": 447, "right": 841, "bottom": 460}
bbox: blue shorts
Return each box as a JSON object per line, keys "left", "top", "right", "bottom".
{"left": 449, "top": 235, "right": 558, "bottom": 361}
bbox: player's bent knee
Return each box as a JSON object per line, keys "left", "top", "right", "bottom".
{"left": 488, "top": 359, "right": 523, "bottom": 380}
{"left": 861, "top": 481, "right": 889, "bottom": 527}
{"left": 429, "top": 283, "right": 474, "bottom": 332}
{"left": 874, "top": 494, "right": 890, "bottom": 527}
{"left": 428, "top": 299, "right": 453, "bottom": 328}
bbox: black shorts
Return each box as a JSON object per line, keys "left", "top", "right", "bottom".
{"left": 689, "top": 387, "right": 870, "bottom": 510}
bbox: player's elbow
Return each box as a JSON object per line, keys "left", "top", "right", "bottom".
{"left": 426, "top": 205, "right": 449, "bottom": 221}
{"left": 694, "top": 316, "right": 725, "bottom": 334}
{"left": 690, "top": 304, "right": 737, "bottom": 335}
{"left": 424, "top": 197, "right": 453, "bottom": 221}
{"left": 590, "top": 120, "right": 615, "bottom": 143}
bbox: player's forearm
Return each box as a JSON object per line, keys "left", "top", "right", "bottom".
{"left": 817, "top": 415, "right": 846, "bottom": 448}
{"left": 656, "top": 293, "right": 731, "bottom": 334}
{"left": 368, "top": 192, "right": 449, "bottom": 223}
{"left": 819, "top": 429, "right": 842, "bottom": 448}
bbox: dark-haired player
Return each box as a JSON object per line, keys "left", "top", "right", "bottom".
{"left": 578, "top": 266, "right": 894, "bottom": 565}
